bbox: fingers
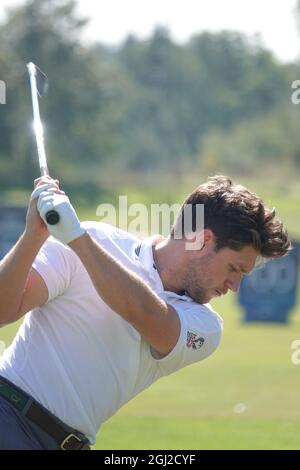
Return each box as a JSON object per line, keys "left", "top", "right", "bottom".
{"left": 34, "top": 176, "right": 60, "bottom": 189}
{"left": 31, "top": 183, "right": 65, "bottom": 201}
{"left": 31, "top": 183, "right": 56, "bottom": 201}
{"left": 50, "top": 188, "right": 65, "bottom": 194}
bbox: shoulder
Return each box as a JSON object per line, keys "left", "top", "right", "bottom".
{"left": 183, "top": 301, "right": 223, "bottom": 351}
{"left": 81, "top": 221, "right": 139, "bottom": 245}
{"left": 160, "top": 291, "right": 223, "bottom": 336}
{"left": 152, "top": 291, "right": 223, "bottom": 374}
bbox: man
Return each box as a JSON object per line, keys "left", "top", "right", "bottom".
{"left": 0, "top": 175, "right": 290, "bottom": 450}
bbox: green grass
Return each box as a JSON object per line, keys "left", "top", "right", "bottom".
{"left": 1, "top": 177, "right": 300, "bottom": 449}
{"left": 95, "top": 417, "right": 300, "bottom": 450}
{"left": 93, "top": 292, "right": 300, "bottom": 450}
{"left": 1, "top": 293, "right": 299, "bottom": 449}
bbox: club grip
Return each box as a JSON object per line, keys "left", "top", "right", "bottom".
{"left": 46, "top": 210, "right": 60, "bottom": 225}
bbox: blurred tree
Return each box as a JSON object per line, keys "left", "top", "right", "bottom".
{"left": 115, "top": 29, "right": 296, "bottom": 172}
{"left": 199, "top": 104, "right": 300, "bottom": 176}
{"left": 188, "top": 32, "right": 294, "bottom": 128}
{"left": 0, "top": 0, "right": 123, "bottom": 194}
{"left": 116, "top": 28, "right": 194, "bottom": 171}
{"left": 0, "top": 2, "right": 299, "bottom": 196}
{"left": 296, "top": 0, "right": 300, "bottom": 33}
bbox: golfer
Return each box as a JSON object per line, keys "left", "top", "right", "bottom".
{"left": 0, "top": 175, "right": 290, "bottom": 450}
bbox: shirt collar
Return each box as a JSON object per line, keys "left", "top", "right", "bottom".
{"left": 134, "top": 235, "right": 164, "bottom": 290}
{"left": 134, "top": 235, "right": 193, "bottom": 302}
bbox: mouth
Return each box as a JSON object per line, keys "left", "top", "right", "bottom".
{"left": 215, "top": 289, "right": 227, "bottom": 297}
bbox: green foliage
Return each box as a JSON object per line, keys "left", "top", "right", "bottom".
{"left": 0, "top": 0, "right": 299, "bottom": 195}
{"left": 0, "top": 0, "right": 124, "bottom": 194}
{"left": 114, "top": 30, "right": 298, "bottom": 172}
{"left": 199, "top": 105, "right": 300, "bottom": 176}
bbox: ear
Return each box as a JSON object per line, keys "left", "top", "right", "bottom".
{"left": 183, "top": 229, "right": 216, "bottom": 252}
{"left": 182, "top": 229, "right": 206, "bottom": 251}
{"left": 203, "top": 229, "right": 215, "bottom": 246}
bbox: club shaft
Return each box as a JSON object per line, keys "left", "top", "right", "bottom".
{"left": 27, "top": 63, "right": 49, "bottom": 176}
{"left": 27, "top": 62, "right": 60, "bottom": 226}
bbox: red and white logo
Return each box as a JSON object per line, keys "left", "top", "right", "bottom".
{"left": 186, "top": 332, "right": 205, "bottom": 350}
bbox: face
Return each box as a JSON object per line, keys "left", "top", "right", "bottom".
{"left": 182, "top": 232, "right": 259, "bottom": 304}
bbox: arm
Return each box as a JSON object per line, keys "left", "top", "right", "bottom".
{"left": 0, "top": 178, "right": 63, "bottom": 326}
{"left": 69, "top": 233, "right": 180, "bottom": 355}
{"left": 0, "top": 233, "right": 48, "bottom": 326}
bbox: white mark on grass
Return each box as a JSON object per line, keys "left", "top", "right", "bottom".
{"left": 291, "top": 340, "right": 300, "bottom": 365}
{"left": 233, "top": 403, "right": 247, "bottom": 414}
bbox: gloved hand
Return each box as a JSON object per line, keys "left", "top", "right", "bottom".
{"left": 31, "top": 183, "right": 86, "bottom": 244}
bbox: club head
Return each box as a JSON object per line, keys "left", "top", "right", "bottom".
{"left": 26, "top": 62, "right": 49, "bottom": 98}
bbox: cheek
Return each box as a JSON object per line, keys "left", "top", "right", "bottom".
{"left": 206, "top": 260, "right": 227, "bottom": 283}
{"left": 186, "top": 253, "right": 226, "bottom": 287}
{"left": 194, "top": 264, "right": 216, "bottom": 287}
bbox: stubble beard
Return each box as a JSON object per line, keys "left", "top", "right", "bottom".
{"left": 183, "top": 251, "right": 216, "bottom": 304}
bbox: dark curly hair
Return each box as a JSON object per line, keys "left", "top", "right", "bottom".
{"left": 170, "top": 175, "right": 291, "bottom": 258}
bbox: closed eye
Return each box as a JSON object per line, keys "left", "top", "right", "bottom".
{"left": 229, "top": 264, "right": 250, "bottom": 277}
{"left": 229, "top": 265, "right": 240, "bottom": 273}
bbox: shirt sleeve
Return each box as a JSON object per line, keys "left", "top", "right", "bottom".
{"left": 153, "top": 294, "right": 223, "bottom": 376}
{"left": 32, "top": 237, "right": 79, "bottom": 302}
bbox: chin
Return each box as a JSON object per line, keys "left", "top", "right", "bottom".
{"left": 195, "top": 293, "right": 211, "bottom": 304}
{"left": 204, "top": 292, "right": 216, "bottom": 304}
{"left": 186, "top": 288, "right": 211, "bottom": 305}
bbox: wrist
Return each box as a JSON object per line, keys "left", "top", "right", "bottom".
{"left": 23, "top": 228, "right": 49, "bottom": 247}
{"left": 68, "top": 230, "right": 88, "bottom": 249}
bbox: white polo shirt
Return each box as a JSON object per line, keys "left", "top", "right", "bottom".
{"left": 0, "top": 222, "right": 223, "bottom": 444}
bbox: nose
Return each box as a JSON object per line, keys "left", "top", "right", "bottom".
{"left": 225, "top": 276, "right": 242, "bottom": 293}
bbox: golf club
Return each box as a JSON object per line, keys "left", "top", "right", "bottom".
{"left": 27, "top": 62, "right": 60, "bottom": 225}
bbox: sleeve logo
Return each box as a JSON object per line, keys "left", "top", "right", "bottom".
{"left": 186, "top": 332, "right": 205, "bottom": 350}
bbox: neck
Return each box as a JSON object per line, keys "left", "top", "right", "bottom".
{"left": 152, "top": 237, "right": 185, "bottom": 295}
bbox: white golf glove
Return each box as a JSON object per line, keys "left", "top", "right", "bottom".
{"left": 31, "top": 183, "right": 86, "bottom": 244}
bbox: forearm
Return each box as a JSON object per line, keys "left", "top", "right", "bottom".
{"left": 69, "top": 233, "right": 167, "bottom": 324}
{"left": 0, "top": 232, "right": 46, "bottom": 322}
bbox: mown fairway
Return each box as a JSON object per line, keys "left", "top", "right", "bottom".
{"left": 1, "top": 291, "right": 299, "bottom": 450}
{"left": 93, "top": 290, "right": 300, "bottom": 450}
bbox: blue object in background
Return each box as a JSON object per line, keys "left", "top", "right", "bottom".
{"left": 238, "top": 241, "right": 300, "bottom": 323}
{"left": 0, "top": 206, "right": 27, "bottom": 259}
